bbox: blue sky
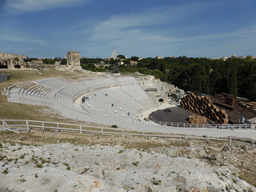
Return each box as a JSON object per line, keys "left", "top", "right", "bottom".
{"left": 0, "top": 0, "right": 256, "bottom": 59}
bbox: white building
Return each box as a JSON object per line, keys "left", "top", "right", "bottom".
{"left": 111, "top": 48, "right": 117, "bottom": 60}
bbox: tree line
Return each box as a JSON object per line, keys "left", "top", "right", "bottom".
{"left": 118, "top": 56, "right": 256, "bottom": 101}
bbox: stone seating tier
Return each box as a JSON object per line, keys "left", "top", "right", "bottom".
{"left": 7, "top": 76, "right": 155, "bottom": 125}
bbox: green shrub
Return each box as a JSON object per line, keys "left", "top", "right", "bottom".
{"left": 132, "top": 162, "right": 139, "bottom": 166}
{"left": 20, "top": 154, "right": 26, "bottom": 159}
{"left": 36, "top": 164, "right": 43, "bottom": 168}
{"left": 152, "top": 178, "right": 161, "bottom": 185}
{"left": 2, "top": 168, "right": 9, "bottom": 174}
{"left": 118, "top": 150, "right": 124, "bottom": 153}
{"left": 111, "top": 125, "right": 118, "bottom": 128}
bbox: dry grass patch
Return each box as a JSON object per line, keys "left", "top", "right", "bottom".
{"left": 239, "top": 169, "right": 256, "bottom": 187}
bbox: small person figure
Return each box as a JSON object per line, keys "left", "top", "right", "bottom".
{"left": 111, "top": 102, "right": 114, "bottom": 107}
{"left": 128, "top": 112, "right": 130, "bottom": 116}
{"left": 105, "top": 93, "right": 108, "bottom": 96}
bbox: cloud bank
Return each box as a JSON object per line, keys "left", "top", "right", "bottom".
{"left": 4, "top": 0, "right": 90, "bottom": 12}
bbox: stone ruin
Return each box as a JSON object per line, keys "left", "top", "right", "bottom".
{"left": 0, "top": 52, "right": 27, "bottom": 69}
{"left": 137, "top": 74, "right": 185, "bottom": 105}
{"left": 55, "top": 51, "right": 82, "bottom": 71}
{"left": 0, "top": 51, "right": 83, "bottom": 71}
{"left": 67, "top": 51, "right": 80, "bottom": 66}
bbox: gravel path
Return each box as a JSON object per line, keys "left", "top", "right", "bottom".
{"left": 149, "top": 106, "right": 194, "bottom": 123}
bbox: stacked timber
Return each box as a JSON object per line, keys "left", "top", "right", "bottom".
{"left": 180, "top": 93, "right": 228, "bottom": 124}
{"left": 189, "top": 114, "right": 207, "bottom": 124}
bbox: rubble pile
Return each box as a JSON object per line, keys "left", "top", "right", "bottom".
{"left": 189, "top": 114, "right": 208, "bottom": 124}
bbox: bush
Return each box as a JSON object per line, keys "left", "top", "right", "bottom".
{"left": 111, "top": 125, "right": 118, "bottom": 128}
{"left": 20, "top": 154, "right": 26, "bottom": 159}
{"left": 36, "top": 164, "right": 43, "bottom": 168}
{"left": 2, "top": 168, "right": 9, "bottom": 174}
{"left": 132, "top": 162, "right": 139, "bottom": 166}
{"left": 152, "top": 178, "right": 161, "bottom": 185}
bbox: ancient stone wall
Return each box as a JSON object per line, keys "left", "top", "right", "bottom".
{"left": 0, "top": 52, "right": 27, "bottom": 69}
{"left": 67, "top": 51, "right": 80, "bottom": 66}
{"left": 0, "top": 52, "right": 27, "bottom": 60}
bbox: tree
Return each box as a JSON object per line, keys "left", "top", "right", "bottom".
{"left": 246, "top": 55, "right": 252, "bottom": 61}
{"left": 131, "top": 56, "right": 139, "bottom": 61}
{"left": 14, "top": 57, "right": 19, "bottom": 62}
{"left": 117, "top": 55, "right": 125, "bottom": 59}
{"left": 247, "top": 83, "right": 256, "bottom": 101}
{"left": 229, "top": 68, "right": 238, "bottom": 97}
{"left": 159, "top": 63, "right": 166, "bottom": 74}
{"left": 187, "top": 64, "right": 206, "bottom": 94}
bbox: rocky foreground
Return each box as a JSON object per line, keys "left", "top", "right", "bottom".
{"left": 0, "top": 141, "right": 255, "bottom": 192}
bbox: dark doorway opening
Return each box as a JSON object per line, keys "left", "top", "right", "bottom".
{"left": 159, "top": 98, "right": 164, "bottom": 103}
{"left": 0, "top": 65, "right": 8, "bottom": 69}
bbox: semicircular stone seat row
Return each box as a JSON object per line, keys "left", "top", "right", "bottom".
{"left": 7, "top": 76, "right": 158, "bottom": 125}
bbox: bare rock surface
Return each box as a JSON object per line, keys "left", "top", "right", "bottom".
{"left": 0, "top": 142, "right": 255, "bottom": 192}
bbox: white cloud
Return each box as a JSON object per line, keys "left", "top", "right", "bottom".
{"left": 0, "top": 32, "right": 47, "bottom": 46}
{"left": 84, "top": 0, "right": 256, "bottom": 57}
{"left": 5, "top": 0, "right": 90, "bottom": 12}
{"left": 87, "top": 12, "right": 256, "bottom": 58}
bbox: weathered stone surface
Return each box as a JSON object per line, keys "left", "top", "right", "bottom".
{"left": 0, "top": 52, "right": 27, "bottom": 69}
{"left": 67, "top": 51, "right": 80, "bottom": 66}
{"left": 0, "top": 142, "right": 255, "bottom": 192}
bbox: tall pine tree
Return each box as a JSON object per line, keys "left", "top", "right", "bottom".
{"left": 229, "top": 68, "right": 238, "bottom": 97}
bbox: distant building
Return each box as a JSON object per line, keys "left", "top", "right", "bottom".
{"left": 130, "top": 61, "right": 138, "bottom": 66}
{"left": 118, "top": 61, "right": 124, "bottom": 66}
{"left": 230, "top": 54, "right": 237, "bottom": 58}
{"left": 223, "top": 57, "right": 228, "bottom": 61}
{"left": 111, "top": 48, "right": 117, "bottom": 60}
{"left": 94, "top": 62, "right": 110, "bottom": 68}
{"left": 157, "top": 56, "right": 163, "bottom": 59}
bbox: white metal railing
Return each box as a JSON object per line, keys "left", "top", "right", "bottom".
{"left": 0, "top": 119, "right": 255, "bottom": 146}
{"left": 153, "top": 120, "right": 255, "bottom": 130}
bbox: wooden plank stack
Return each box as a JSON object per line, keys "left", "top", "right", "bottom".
{"left": 180, "top": 93, "right": 228, "bottom": 124}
